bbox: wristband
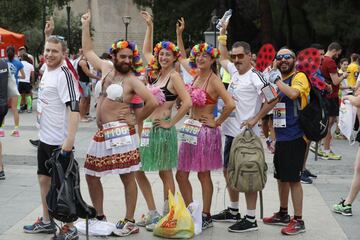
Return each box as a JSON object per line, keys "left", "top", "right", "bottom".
{"left": 218, "top": 35, "right": 227, "bottom": 46}
{"left": 60, "top": 149, "right": 72, "bottom": 157}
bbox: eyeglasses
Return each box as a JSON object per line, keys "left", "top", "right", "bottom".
{"left": 230, "top": 53, "right": 246, "bottom": 60}
{"left": 276, "top": 54, "right": 294, "bottom": 60}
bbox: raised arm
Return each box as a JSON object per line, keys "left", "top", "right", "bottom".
{"left": 218, "top": 22, "right": 231, "bottom": 72}
{"left": 140, "top": 11, "right": 154, "bottom": 63}
{"left": 176, "top": 17, "right": 192, "bottom": 74}
{"left": 44, "top": 17, "right": 54, "bottom": 42}
{"left": 81, "top": 11, "right": 109, "bottom": 72}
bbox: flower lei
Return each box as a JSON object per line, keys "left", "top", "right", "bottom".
{"left": 109, "top": 40, "right": 145, "bottom": 76}
{"left": 189, "top": 42, "right": 220, "bottom": 69}
{"left": 148, "top": 41, "right": 180, "bottom": 79}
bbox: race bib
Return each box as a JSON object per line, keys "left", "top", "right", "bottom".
{"left": 273, "top": 102, "right": 286, "bottom": 128}
{"left": 103, "top": 121, "right": 132, "bottom": 149}
{"left": 179, "top": 119, "right": 202, "bottom": 145}
{"left": 140, "top": 121, "right": 153, "bottom": 147}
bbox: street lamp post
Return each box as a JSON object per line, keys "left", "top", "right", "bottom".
{"left": 122, "top": 16, "right": 132, "bottom": 41}
{"left": 212, "top": 16, "right": 218, "bottom": 47}
{"left": 66, "top": 4, "right": 71, "bottom": 52}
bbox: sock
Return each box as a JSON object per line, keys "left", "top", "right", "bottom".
{"left": 279, "top": 207, "right": 288, "bottom": 216}
{"left": 228, "top": 201, "right": 239, "bottom": 211}
{"left": 294, "top": 215, "right": 302, "bottom": 221}
{"left": 26, "top": 96, "right": 32, "bottom": 109}
{"left": 96, "top": 215, "right": 106, "bottom": 220}
{"left": 17, "top": 96, "right": 21, "bottom": 109}
{"left": 149, "top": 210, "right": 158, "bottom": 217}
{"left": 246, "top": 215, "right": 256, "bottom": 223}
{"left": 246, "top": 209, "right": 256, "bottom": 218}
{"left": 202, "top": 212, "right": 211, "bottom": 218}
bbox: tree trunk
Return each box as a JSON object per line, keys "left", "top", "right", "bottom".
{"left": 259, "top": 0, "right": 273, "bottom": 44}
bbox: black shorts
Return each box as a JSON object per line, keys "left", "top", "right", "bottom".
{"left": 273, "top": 137, "right": 306, "bottom": 182}
{"left": 18, "top": 82, "right": 32, "bottom": 94}
{"left": 0, "top": 105, "right": 8, "bottom": 124}
{"left": 325, "top": 97, "right": 339, "bottom": 117}
{"left": 37, "top": 141, "right": 60, "bottom": 176}
{"left": 223, "top": 135, "right": 234, "bottom": 168}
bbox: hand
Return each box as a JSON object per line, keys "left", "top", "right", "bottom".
{"left": 219, "top": 21, "right": 228, "bottom": 35}
{"left": 81, "top": 10, "right": 91, "bottom": 25}
{"left": 44, "top": 16, "right": 54, "bottom": 37}
{"left": 61, "top": 142, "right": 73, "bottom": 152}
{"left": 140, "top": 11, "right": 153, "bottom": 26}
{"left": 268, "top": 69, "right": 282, "bottom": 84}
{"left": 241, "top": 117, "right": 257, "bottom": 129}
{"left": 176, "top": 17, "right": 185, "bottom": 35}
{"left": 153, "top": 119, "right": 172, "bottom": 128}
{"left": 199, "top": 115, "right": 216, "bottom": 128}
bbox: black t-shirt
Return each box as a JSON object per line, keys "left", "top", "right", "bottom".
{"left": 77, "top": 59, "right": 90, "bottom": 83}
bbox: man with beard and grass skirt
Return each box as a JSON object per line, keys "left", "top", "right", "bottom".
{"left": 176, "top": 17, "right": 235, "bottom": 231}
{"left": 134, "top": 11, "right": 192, "bottom": 231}
{"left": 81, "top": 11, "right": 158, "bottom": 237}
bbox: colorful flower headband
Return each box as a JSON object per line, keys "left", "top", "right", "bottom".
{"left": 148, "top": 41, "right": 180, "bottom": 79}
{"left": 189, "top": 43, "right": 220, "bottom": 69}
{"left": 109, "top": 40, "right": 145, "bottom": 76}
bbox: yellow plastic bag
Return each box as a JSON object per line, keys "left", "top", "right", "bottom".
{"left": 153, "top": 191, "right": 194, "bottom": 239}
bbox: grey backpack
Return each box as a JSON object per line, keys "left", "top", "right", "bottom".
{"left": 227, "top": 128, "right": 267, "bottom": 193}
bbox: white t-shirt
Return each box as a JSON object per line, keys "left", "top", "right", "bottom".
{"left": 37, "top": 63, "right": 80, "bottom": 145}
{"left": 20, "top": 60, "right": 34, "bottom": 83}
{"left": 222, "top": 63, "right": 268, "bottom": 137}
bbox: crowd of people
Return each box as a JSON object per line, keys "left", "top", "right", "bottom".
{"left": 0, "top": 8, "right": 360, "bottom": 240}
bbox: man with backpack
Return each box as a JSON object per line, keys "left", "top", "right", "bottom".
{"left": 213, "top": 24, "right": 269, "bottom": 233}
{"left": 245, "top": 47, "right": 310, "bottom": 235}
{"left": 23, "top": 19, "right": 81, "bottom": 239}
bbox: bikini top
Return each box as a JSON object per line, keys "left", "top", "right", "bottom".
{"left": 191, "top": 73, "right": 217, "bottom": 106}
{"left": 100, "top": 71, "right": 124, "bottom": 102}
{"left": 152, "top": 73, "right": 178, "bottom": 102}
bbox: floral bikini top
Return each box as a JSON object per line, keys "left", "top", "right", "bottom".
{"left": 186, "top": 72, "right": 217, "bottom": 107}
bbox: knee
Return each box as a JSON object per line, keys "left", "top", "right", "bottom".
{"left": 159, "top": 170, "right": 173, "bottom": 181}
{"left": 121, "top": 173, "right": 136, "bottom": 185}
{"left": 176, "top": 171, "right": 187, "bottom": 183}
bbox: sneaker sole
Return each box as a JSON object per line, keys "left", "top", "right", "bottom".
{"left": 202, "top": 223, "right": 214, "bottom": 230}
{"left": 112, "top": 228, "right": 140, "bottom": 237}
{"left": 300, "top": 180, "right": 313, "bottom": 184}
{"left": 228, "top": 226, "right": 258, "bottom": 233}
{"left": 333, "top": 210, "right": 352, "bottom": 216}
{"left": 263, "top": 221, "right": 289, "bottom": 226}
{"left": 0, "top": 177, "right": 5, "bottom": 180}
{"left": 281, "top": 229, "right": 306, "bottom": 235}
{"left": 23, "top": 228, "right": 56, "bottom": 234}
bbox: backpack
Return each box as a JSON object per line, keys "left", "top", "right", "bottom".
{"left": 227, "top": 128, "right": 267, "bottom": 193}
{"left": 298, "top": 73, "right": 329, "bottom": 141}
{"left": 46, "top": 149, "right": 96, "bottom": 223}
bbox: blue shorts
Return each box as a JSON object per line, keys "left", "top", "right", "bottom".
{"left": 79, "top": 81, "right": 91, "bottom": 98}
{"left": 223, "top": 135, "right": 234, "bottom": 168}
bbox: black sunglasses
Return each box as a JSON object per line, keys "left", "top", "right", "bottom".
{"left": 276, "top": 54, "right": 294, "bottom": 60}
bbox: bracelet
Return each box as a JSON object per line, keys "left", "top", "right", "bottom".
{"left": 218, "top": 35, "right": 227, "bottom": 46}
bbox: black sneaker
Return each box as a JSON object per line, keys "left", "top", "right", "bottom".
{"left": 304, "top": 169, "right": 317, "bottom": 178}
{"left": 202, "top": 215, "right": 213, "bottom": 230}
{"left": 0, "top": 170, "right": 5, "bottom": 180}
{"left": 228, "top": 218, "right": 258, "bottom": 233}
{"left": 29, "top": 139, "right": 40, "bottom": 147}
{"left": 212, "top": 208, "right": 241, "bottom": 222}
{"left": 300, "top": 172, "right": 313, "bottom": 184}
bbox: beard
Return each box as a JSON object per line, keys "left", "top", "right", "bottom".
{"left": 114, "top": 58, "right": 131, "bottom": 74}
{"left": 277, "top": 61, "right": 295, "bottom": 75}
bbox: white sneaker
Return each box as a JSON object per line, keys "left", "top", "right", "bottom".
{"left": 113, "top": 221, "right": 139, "bottom": 237}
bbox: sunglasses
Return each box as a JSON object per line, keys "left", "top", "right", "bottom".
{"left": 276, "top": 54, "right": 294, "bottom": 60}
{"left": 230, "top": 53, "right": 246, "bottom": 60}
{"left": 49, "top": 35, "right": 65, "bottom": 41}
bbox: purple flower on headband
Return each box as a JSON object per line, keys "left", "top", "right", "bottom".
{"left": 133, "top": 55, "right": 140, "bottom": 62}
{"left": 162, "top": 41, "right": 170, "bottom": 49}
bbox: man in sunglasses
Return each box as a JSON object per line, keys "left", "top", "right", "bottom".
{"left": 245, "top": 48, "right": 310, "bottom": 235}
{"left": 213, "top": 23, "right": 269, "bottom": 233}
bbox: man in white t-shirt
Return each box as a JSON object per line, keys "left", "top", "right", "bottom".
{"left": 23, "top": 35, "right": 81, "bottom": 240}
{"left": 212, "top": 25, "right": 268, "bottom": 233}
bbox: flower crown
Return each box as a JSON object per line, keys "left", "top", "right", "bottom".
{"left": 148, "top": 41, "right": 180, "bottom": 79}
{"left": 109, "top": 40, "right": 145, "bottom": 76}
{"left": 189, "top": 43, "right": 220, "bottom": 69}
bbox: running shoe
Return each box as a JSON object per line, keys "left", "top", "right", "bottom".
{"left": 228, "top": 217, "right": 258, "bottom": 233}
{"left": 11, "top": 130, "right": 20, "bottom": 137}
{"left": 0, "top": 130, "right": 4, "bottom": 137}
{"left": 136, "top": 212, "right": 161, "bottom": 227}
{"left": 113, "top": 221, "right": 139, "bottom": 237}
{"left": 115, "top": 219, "right": 129, "bottom": 230}
{"left": 52, "top": 225, "right": 79, "bottom": 240}
{"left": 281, "top": 219, "right": 305, "bottom": 235}
{"left": 202, "top": 215, "right": 213, "bottom": 230}
{"left": 333, "top": 199, "right": 352, "bottom": 216}
{"left": 300, "top": 171, "right": 313, "bottom": 184}
{"left": 263, "top": 212, "right": 290, "bottom": 226}
{"left": 23, "top": 217, "right": 56, "bottom": 234}
{"left": 303, "top": 169, "right": 317, "bottom": 178}
{"left": 212, "top": 208, "right": 241, "bottom": 222}
{"left": 321, "top": 151, "right": 342, "bottom": 160}
{"left": 0, "top": 170, "right": 5, "bottom": 180}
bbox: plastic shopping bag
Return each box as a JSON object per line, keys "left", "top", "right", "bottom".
{"left": 187, "top": 201, "right": 202, "bottom": 235}
{"left": 153, "top": 191, "right": 194, "bottom": 239}
{"left": 339, "top": 100, "right": 357, "bottom": 143}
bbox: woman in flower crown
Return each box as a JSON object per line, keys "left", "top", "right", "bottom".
{"left": 175, "top": 17, "right": 235, "bottom": 230}
{"left": 135, "top": 11, "right": 192, "bottom": 230}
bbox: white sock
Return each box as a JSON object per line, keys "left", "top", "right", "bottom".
{"left": 246, "top": 209, "right": 256, "bottom": 222}
{"left": 229, "top": 201, "right": 239, "bottom": 210}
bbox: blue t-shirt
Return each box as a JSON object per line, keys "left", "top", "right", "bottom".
{"left": 7, "top": 59, "right": 24, "bottom": 85}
